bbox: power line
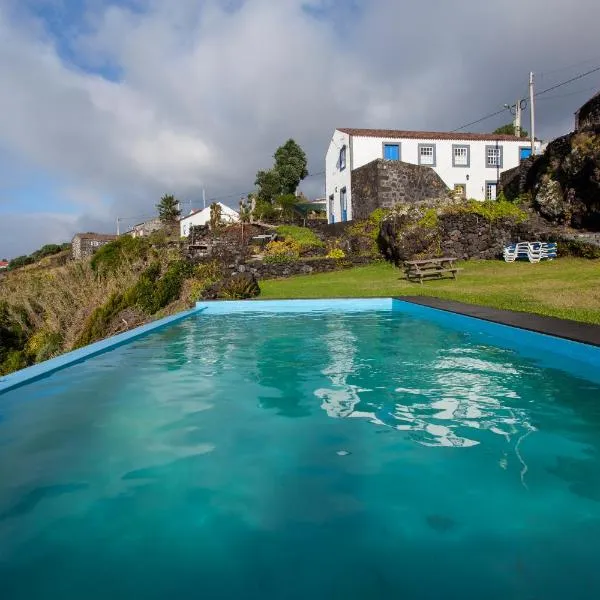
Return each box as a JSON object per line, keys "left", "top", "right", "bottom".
{"left": 540, "top": 56, "right": 600, "bottom": 78}
{"left": 451, "top": 65, "right": 600, "bottom": 133}
{"left": 451, "top": 108, "right": 508, "bottom": 132}
{"left": 537, "top": 86, "right": 600, "bottom": 101}
{"left": 535, "top": 65, "right": 600, "bottom": 97}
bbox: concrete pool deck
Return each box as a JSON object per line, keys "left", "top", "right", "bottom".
{"left": 400, "top": 297, "right": 600, "bottom": 347}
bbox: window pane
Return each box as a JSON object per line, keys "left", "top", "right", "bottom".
{"left": 487, "top": 147, "right": 500, "bottom": 166}
{"left": 454, "top": 147, "right": 468, "bottom": 165}
{"left": 420, "top": 146, "right": 433, "bottom": 165}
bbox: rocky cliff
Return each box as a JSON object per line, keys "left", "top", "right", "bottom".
{"left": 500, "top": 126, "right": 600, "bottom": 230}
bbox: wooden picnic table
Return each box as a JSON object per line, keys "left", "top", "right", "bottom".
{"left": 403, "top": 257, "right": 462, "bottom": 284}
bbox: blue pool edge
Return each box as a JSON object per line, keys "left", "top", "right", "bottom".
{"left": 0, "top": 308, "right": 199, "bottom": 395}
{"left": 2, "top": 297, "right": 599, "bottom": 395}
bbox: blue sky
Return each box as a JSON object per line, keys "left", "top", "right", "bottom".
{"left": 1, "top": 0, "right": 599, "bottom": 258}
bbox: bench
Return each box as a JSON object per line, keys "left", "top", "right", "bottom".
{"left": 403, "top": 257, "right": 462, "bottom": 284}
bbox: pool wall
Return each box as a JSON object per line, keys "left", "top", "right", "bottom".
{"left": 2, "top": 298, "right": 599, "bottom": 395}
{"left": 195, "top": 298, "right": 394, "bottom": 313}
{"left": 0, "top": 308, "right": 198, "bottom": 394}
{"left": 393, "top": 299, "right": 600, "bottom": 382}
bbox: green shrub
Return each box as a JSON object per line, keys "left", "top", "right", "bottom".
{"left": 253, "top": 200, "right": 277, "bottom": 222}
{"left": 326, "top": 248, "right": 346, "bottom": 259}
{"left": 263, "top": 240, "right": 300, "bottom": 263}
{"left": 345, "top": 208, "right": 388, "bottom": 256}
{"left": 275, "top": 225, "right": 324, "bottom": 253}
{"left": 195, "top": 261, "right": 223, "bottom": 285}
{"left": 559, "top": 239, "right": 600, "bottom": 259}
{"left": 0, "top": 350, "right": 28, "bottom": 375}
{"left": 8, "top": 255, "right": 35, "bottom": 270}
{"left": 90, "top": 236, "right": 149, "bottom": 274}
{"left": 417, "top": 208, "right": 439, "bottom": 229}
{"left": 26, "top": 330, "right": 63, "bottom": 362}
{"left": 152, "top": 260, "right": 194, "bottom": 310}
{"left": 75, "top": 292, "right": 130, "bottom": 347}
{"left": 456, "top": 199, "right": 527, "bottom": 222}
{"left": 219, "top": 274, "right": 260, "bottom": 299}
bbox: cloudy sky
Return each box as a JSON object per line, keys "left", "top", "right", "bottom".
{"left": 1, "top": 0, "right": 599, "bottom": 258}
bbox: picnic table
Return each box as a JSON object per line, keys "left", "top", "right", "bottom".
{"left": 403, "top": 257, "right": 462, "bottom": 284}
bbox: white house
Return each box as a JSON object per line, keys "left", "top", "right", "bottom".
{"left": 325, "top": 128, "right": 542, "bottom": 223}
{"left": 179, "top": 202, "right": 240, "bottom": 237}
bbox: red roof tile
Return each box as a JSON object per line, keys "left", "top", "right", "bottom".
{"left": 337, "top": 128, "right": 524, "bottom": 142}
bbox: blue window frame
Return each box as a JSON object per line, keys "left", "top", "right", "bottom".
{"left": 340, "top": 188, "right": 348, "bottom": 222}
{"left": 383, "top": 143, "right": 400, "bottom": 161}
{"left": 520, "top": 147, "right": 532, "bottom": 161}
{"left": 328, "top": 195, "right": 335, "bottom": 224}
{"left": 339, "top": 146, "right": 346, "bottom": 170}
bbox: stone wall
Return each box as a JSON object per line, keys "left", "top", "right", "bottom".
{"left": 194, "top": 255, "right": 375, "bottom": 280}
{"left": 576, "top": 92, "right": 600, "bottom": 131}
{"left": 438, "top": 214, "right": 553, "bottom": 260}
{"left": 499, "top": 157, "right": 536, "bottom": 199}
{"left": 351, "top": 159, "right": 448, "bottom": 220}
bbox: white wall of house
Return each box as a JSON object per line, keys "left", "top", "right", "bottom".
{"left": 325, "top": 130, "right": 352, "bottom": 224}
{"left": 325, "top": 129, "right": 542, "bottom": 223}
{"left": 180, "top": 202, "right": 239, "bottom": 237}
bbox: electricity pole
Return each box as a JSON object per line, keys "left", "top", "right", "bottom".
{"left": 529, "top": 71, "right": 536, "bottom": 155}
{"left": 514, "top": 99, "right": 522, "bottom": 137}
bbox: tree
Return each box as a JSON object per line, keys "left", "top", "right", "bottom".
{"left": 209, "top": 202, "right": 222, "bottom": 230}
{"left": 239, "top": 199, "right": 252, "bottom": 223}
{"left": 494, "top": 124, "right": 529, "bottom": 138}
{"left": 254, "top": 169, "right": 282, "bottom": 204}
{"left": 157, "top": 194, "right": 181, "bottom": 224}
{"left": 254, "top": 139, "right": 309, "bottom": 203}
{"left": 274, "top": 139, "right": 308, "bottom": 195}
{"left": 274, "top": 194, "right": 300, "bottom": 222}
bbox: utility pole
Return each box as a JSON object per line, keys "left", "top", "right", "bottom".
{"left": 514, "top": 99, "right": 522, "bottom": 137}
{"left": 529, "top": 71, "right": 536, "bottom": 155}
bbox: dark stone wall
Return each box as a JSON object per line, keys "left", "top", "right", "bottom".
{"left": 576, "top": 93, "right": 600, "bottom": 131}
{"left": 379, "top": 212, "right": 559, "bottom": 263}
{"left": 499, "top": 157, "right": 536, "bottom": 199}
{"left": 438, "top": 214, "right": 554, "bottom": 260}
{"left": 193, "top": 255, "right": 375, "bottom": 280}
{"left": 351, "top": 159, "right": 448, "bottom": 220}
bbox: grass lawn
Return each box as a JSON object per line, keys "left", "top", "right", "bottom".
{"left": 259, "top": 258, "right": 600, "bottom": 324}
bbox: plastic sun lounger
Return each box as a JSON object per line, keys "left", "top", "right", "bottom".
{"left": 503, "top": 241, "right": 557, "bottom": 263}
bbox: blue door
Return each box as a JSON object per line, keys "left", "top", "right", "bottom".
{"left": 340, "top": 188, "right": 348, "bottom": 222}
{"left": 328, "top": 195, "right": 335, "bottom": 224}
{"left": 383, "top": 144, "right": 400, "bottom": 160}
{"left": 520, "top": 147, "right": 532, "bottom": 161}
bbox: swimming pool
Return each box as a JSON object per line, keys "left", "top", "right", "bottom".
{"left": 1, "top": 301, "right": 600, "bottom": 599}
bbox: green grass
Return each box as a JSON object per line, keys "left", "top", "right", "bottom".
{"left": 259, "top": 258, "right": 600, "bottom": 324}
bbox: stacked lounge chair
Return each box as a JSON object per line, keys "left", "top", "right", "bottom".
{"left": 503, "top": 241, "right": 557, "bottom": 263}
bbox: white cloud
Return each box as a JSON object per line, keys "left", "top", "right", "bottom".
{"left": 1, "top": 0, "right": 600, "bottom": 257}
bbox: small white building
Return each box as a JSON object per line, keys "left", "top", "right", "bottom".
{"left": 325, "top": 128, "right": 542, "bottom": 223}
{"left": 179, "top": 202, "right": 240, "bottom": 237}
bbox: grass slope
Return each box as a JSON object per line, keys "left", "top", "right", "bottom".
{"left": 260, "top": 258, "right": 600, "bottom": 324}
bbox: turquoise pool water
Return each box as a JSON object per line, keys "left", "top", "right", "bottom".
{"left": 1, "top": 311, "right": 600, "bottom": 599}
